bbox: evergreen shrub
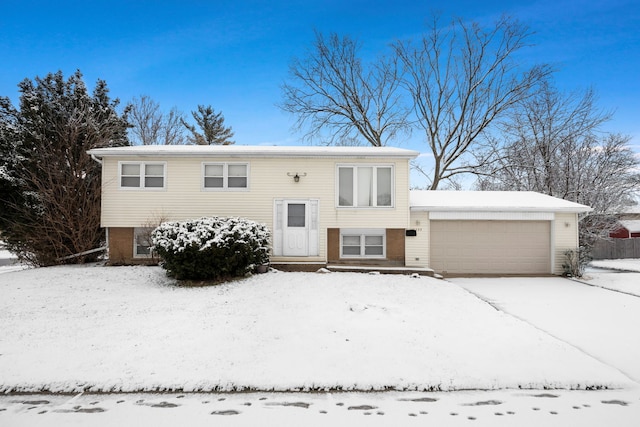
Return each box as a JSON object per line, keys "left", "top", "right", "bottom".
{"left": 152, "top": 217, "right": 270, "bottom": 280}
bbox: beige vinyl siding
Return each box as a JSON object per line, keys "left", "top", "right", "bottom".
{"left": 100, "top": 156, "right": 411, "bottom": 261}
{"left": 405, "top": 211, "right": 430, "bottom": 268}
{"left": 553, "top": 212, "right": 579, "bottom": 275}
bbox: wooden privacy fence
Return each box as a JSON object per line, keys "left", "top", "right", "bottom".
{"left": 591, "top": 238, "right": 640, "bottom": 260}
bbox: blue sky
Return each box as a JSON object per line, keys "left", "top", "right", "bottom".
{"left": 2, "top": 0, "right": 639, "bottom": 169}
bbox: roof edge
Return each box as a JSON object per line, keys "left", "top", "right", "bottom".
{"left": 410, "top": 206, "right": 593, "bottom": 213}
{"left": 87, "top": 146, "right": 420, "bottom": 159}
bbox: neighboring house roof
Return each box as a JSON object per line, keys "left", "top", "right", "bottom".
{"left": 618, "top": 220, "right": 640, "bottom": 233}
{"left": 87, "top": 145, "right": 420, "bottom": 159}
{"left": 621, "top": 205, "right": 640, "bottom": 214}
{"left": 410, "top": 191, "right": 592, "bottom": 213}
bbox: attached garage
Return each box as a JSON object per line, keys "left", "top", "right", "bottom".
{"left": 429, "top": 220, "right": 551, "bottom": 275}
{"left": 407, "top": 191, "right": 592, "bottom": 276}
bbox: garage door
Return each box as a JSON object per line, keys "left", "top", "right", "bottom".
{"left": 430, "top": 220, "right": 551, "bottom": 275}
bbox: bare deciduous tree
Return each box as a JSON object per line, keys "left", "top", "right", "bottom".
{"left": 281, "top": 17, "right": 549, "bottom": 188}
{"left": 128, "top": 95, "right": 187, "bottom": 145}
{"left": 394, "top": 15, "right": 552, "bottom": 189}
{"left": 281, "top": 31, "right": 409, "bottom": 147}
{"left": 475, "top": 83, "right": 640, "bottom": 247}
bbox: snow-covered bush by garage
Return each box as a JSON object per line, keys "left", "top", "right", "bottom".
{"left": 151, "top": 217, "right": 270, "bottom": 280}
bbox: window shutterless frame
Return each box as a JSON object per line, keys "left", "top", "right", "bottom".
{"left": 118, "top": 161, "right": 167, "bottom": 190}
{"left": 133, "top": 227, "right": 154, "bottom": 258}
{"left": 336, "top": 164, "right": 394, "bottom": 208}
{"left": 339, "top": 228, "right": 386, "bottom": 258}
{"left": 202, "top": 162, "right": 249, "bottom": 190}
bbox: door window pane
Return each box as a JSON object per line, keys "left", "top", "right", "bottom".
{"left": 287, "top": 204, "right": 305, "bottom": 227}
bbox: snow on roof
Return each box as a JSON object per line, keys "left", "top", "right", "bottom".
{"left": 88, "top": 145, "right": 419, "bottom": 159}
{"left": 410, "top": 191, "right": 592, "bottom": 213}
{"left": 621, "top": 204, "right": 640, "bottom": 214}
{"left": 618, "top": 220, "right": 640, "bottom": 233}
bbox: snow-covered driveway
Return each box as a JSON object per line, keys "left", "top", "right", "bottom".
{"left": 451, "top": 276, "right": 640, "bottom": 385}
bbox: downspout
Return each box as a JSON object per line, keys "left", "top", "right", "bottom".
{"left": 90, "top": 153, "right": 107, "bottom": 260}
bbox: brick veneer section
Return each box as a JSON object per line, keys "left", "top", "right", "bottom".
{"left": 108, "top": 227, "right": 134, "bottom": 264}
{"left": 327, "top": 228, "right": 340, "bottom": 262}
{"left": 386, "top": 228, "right": 406, "bottom": 264}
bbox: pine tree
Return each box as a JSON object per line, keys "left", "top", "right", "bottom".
{"left": 0, "top": 70, "right": 130, "bottom": 265}
{"left": 182, "top": 105, "right": 235, "bottom": 145}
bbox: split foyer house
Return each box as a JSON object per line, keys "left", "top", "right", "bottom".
{"left": 87, "top": 145, "right": 591, "bottom": 276}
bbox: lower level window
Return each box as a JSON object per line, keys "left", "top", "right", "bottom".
{"left": 134, "top": 227, "right": 153, "bottom": 258}
{"left": 340, "top": 229, "right": 385, "bottom": 258}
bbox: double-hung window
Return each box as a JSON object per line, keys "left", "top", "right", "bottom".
{"left": 120, "top": 162, "right": 166, "bottom": 189}
{"left": 337, "top": 165, "right": 393, "bottom": 207}
{"left": 340, "top": 229, "right": 385, "bottom": 258}
{"left": 203, "top": 163, "right": 248, "bottom": 190}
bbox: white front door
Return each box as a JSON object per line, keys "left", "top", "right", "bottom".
{"left": 283, "top": 201, "right": 309, "bottom": 256}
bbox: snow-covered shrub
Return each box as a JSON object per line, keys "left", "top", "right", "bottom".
{"left": 151, "top": 217, "right": 270, "bottom": 280}
{"left": 562, "top": 247, "right": 591, "bottom": 278}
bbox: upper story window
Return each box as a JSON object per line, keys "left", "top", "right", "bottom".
{"left": 337, "top": 165, "right": 393, "bottom": 207}
{"left": 119, "top": 162, "right": 166, "bottom": 189}
{"left": 203, "top": 163, "right": 248, "bottom": 190}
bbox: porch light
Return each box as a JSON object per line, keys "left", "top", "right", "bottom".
{"left": 287, "top": 172, "right": 307, "bottom": 182}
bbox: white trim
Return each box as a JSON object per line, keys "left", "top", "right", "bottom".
{"left": 550, "top": 216, "right": 556, "bottom": 274}
{"left": 88, "top": 145, "right": 419, "bottom": 159}
{"left": 428, "top": 211, "right": 554, "bottom": 221}
{"left": 118, "top": 161, "right": 167, "bottom": 190}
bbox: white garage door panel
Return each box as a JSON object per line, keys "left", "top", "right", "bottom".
{"left": 430, "top": 220, "right": 551, "bottom": 275}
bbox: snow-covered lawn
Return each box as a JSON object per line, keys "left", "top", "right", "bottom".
{"left": 0, "top": 265, "right": 635, "bottom": 394}
{"left": 585, "top": 259, "right": 640, "bottom": 296}
{"left": 590, "top": 258, "right": 640, "bottom": 273}
{"left": 0, "top": 243, "right": 27, "bottom": 274}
